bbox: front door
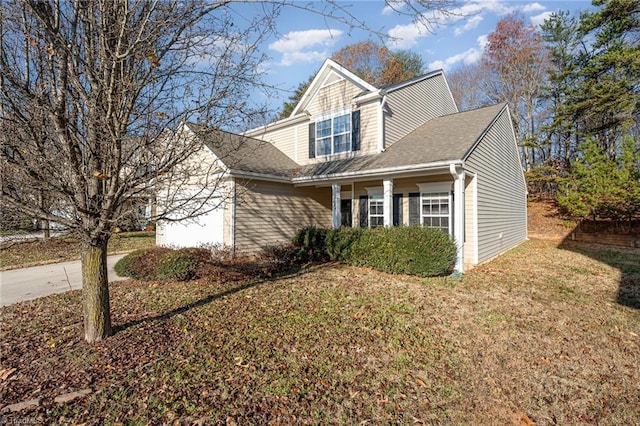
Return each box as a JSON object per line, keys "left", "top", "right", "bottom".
{"left": 340, "top": 199, "right": 352, "bottom": 227}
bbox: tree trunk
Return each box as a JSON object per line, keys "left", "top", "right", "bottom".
{"left": 81, "top": 237, "right": 112, "bottom": 343}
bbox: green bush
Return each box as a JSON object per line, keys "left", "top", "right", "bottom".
{"left": 292, "top": 226, "right": 457, "bottom": 277}
{"left": 114, "top": 247, "right": 210, "bottom": 281}
{"left": 292, "top": 226, "right": 329, "bottom": 261}
{"left": 346, "top": 226, "right": 457, "bottom": 277}
{"left": 325, "top": 227, "right": 362, "bottom": 261}
{"left": 114, "top": 247, "right": 172, "bottom": 280}
{"left": 156, "top": 248, "right": 210, "bottom": 281}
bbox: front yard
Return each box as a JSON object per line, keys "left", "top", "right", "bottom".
{"left": 1, "top": 238, "right": 638, "bottom": 424}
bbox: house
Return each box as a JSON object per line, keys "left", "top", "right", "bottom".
{"left": 156, "top": 59, "right": 528, "bottom": 272}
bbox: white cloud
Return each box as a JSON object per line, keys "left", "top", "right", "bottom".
{"left": 427, "top": 34, "right": 487, "bottom": 71}
{"left": 477, "top": 34, "right": 489, "bottom": 49}
{"left": 382, "top": 0, "right": 404, "bottom": 16}
{"left": 530, "top": 11, "right": 552, "bottom": 27}
{"left": 454, "top": 15, "right": 484, "bottom": 36}
{"left": 428, "top": 47, "right": 483, "bottom": 71}
{"left": 269, "top": 29, "right": 342, "bottom": 66}
{"left": 387, "top": 22, "right": 426, "bottom": 49}
{"left": 522, "top": 2, "right": 546, "bottom": 13}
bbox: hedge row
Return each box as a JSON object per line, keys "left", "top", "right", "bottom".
{"left": 292, "top": 226, "right": 457, "bottom": 277}
{"left": 115, "top": 226, "right": 458, "bottom": 282}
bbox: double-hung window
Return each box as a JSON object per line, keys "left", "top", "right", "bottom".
{"left": 316, "top": 112, "right": 351, "bottom": 156}
{"left": 421, "top": 192, "right": 450, "bottom": 234}
{"left": 416, "top": 183, "right": 452, "bottom": 235}
{"left": 369, "top": 195, "right": 384, "bottom": 228}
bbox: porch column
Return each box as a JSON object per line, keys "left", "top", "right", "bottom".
{"left": 383, "top": 178, "right": 393, "bottom": 227}
{"left": 450, "top": 164, "right": 465, "bottom": 272}
{"left": 332, "top": 183, "right": 341, "bottom": 229}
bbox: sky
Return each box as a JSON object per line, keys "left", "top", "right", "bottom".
{"left": 239, "top": 0, "right": 594, "bottom": 115}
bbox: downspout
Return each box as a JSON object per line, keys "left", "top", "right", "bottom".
{"left": 450, "top": 163, "right": 465, "bottom": 273}
{"left": 230, "top": 179, "right": 236, "bottom": 257}
{"left": 377, "top": 93, "right": 387, "bottom": 153}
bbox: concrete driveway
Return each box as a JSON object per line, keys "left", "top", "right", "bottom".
{"left": 0, "top": 255, "right": 127, "bottom": 307}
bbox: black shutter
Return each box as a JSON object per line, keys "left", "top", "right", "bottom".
{"left": 308, "top": 122, "right": 316, "bottom": 158}
{"left": 409, "top": 192, "right": 420, "bottom": 225}
{"left": 393, "top": 193, "right": 403, "bottom": 226}
{"left": 359, "top": 195, "right": 368, "bottom": 228}
{"left": 351, "top": 110, "right": 360, "bottom": 151}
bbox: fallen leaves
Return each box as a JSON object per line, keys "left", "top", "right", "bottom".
{"left": 0, "top": 368, "right": 16, "bottom": 381}
{"left": 0, "top": 240, "right": 639, "bottom": 424}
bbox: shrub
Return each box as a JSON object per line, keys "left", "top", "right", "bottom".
{"left": 291, "top": 225, "right": 457, "bottom": 277}
{"left": 156, "top": 248, "right": 211, "bottom": 281}
{"left": 292, "top": 226, "right": 329, "bottom": 261}
{"left": 325, "top": 227, "right": 363, "bottom": 261}
{"left": 346, "top": 226, "right": 457, "bottom": 277}
{"left": 115, "top": 247, "right": 210, "bottom": 281}
{"left": 260, "top": 243, "right": 308, "bottom": 273}
{"left": 114, "top": 247, "right": 172, "bottom": 280}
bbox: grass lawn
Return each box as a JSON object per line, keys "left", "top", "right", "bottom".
{"left": 0, "top": 232, "right": 156, "bottom": 270}
{"left": 1, "top": 239, "right": 638, "bottom": 424}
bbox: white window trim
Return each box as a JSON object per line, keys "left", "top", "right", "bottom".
{"left": 365, "top": 186, "right": 384, "bottom": 228}
{"left": 316, "top": 108, "right": 352, "bottom": 157}
{"left": 417, "top": 182, "right": 453, "bottom": 235}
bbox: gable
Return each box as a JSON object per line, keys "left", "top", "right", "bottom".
{"left": 292, "top": 59, "right": 377, "bottom": 117}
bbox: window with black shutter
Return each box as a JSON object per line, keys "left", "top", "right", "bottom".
{"left": 308, "top": 122, "right": 316, "bottom": 158}
{"left": 409, "top": 192, "right": 420, "bottom": 225}
{"left": 359, "top": 195, "right": 368, "bottom": 228}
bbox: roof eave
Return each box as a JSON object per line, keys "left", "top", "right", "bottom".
{"left": 228, "top": 169, "right": 293, "bottom": 184}
{"left": 292, "top": 160, "right": 463, "bottom": 186}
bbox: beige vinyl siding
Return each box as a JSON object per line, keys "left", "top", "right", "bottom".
{"left": 464, "top": 174, "right": 477, "bottom": 268}
{"left": 358, "top": 102, "right": 379, "bottom": 156}
{"left": 248, "top": 126, "right": 297, "bottom": 163}
{"left": 384, "top": 73, "right": 458, "bottom": 148}
{"left": 464, "top": 108, "right": 527, "bottom": 264}
{"left": 234, "top": 180, "right": 331, "bottom": 253}
{"left": 307, "top": 79, "right": 362, "bottom": 118}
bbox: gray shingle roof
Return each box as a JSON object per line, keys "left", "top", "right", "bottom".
{"left": 299, "top": 103, "right": 506, "bottom": 178}
{"left": 188, "top": 103, "right": 506, "bottom": 181}
{"left": 186, "top": 123, "right": 299, "bottom": 178}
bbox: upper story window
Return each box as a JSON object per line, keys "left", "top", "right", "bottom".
{"left": 309, "top": 110, "right": 360, "bottom": 159}
{"left": 316, "top": 113, "right": 351, "bottom": 156}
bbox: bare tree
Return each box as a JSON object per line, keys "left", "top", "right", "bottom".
{"left": 447, "top": 62, "right": 495, "bottom": 111}
{"left": 0, "top": 0, "right": 459, "bottom": 343}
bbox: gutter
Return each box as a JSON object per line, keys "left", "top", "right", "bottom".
{"left": 292, "top": 160, "right": 462, "bottom": 185}
{"left": 245, "top": 113, "right": 309, "bottom": 136}
{"left": 228, "top": 169, "right": 293, "bottom": 184}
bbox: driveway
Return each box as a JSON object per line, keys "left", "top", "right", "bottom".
{"left": 0, "top": 255, "right": 127, "bottom": 307}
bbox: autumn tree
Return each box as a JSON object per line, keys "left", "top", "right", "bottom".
{"left": 280, "top": 41, "right": 424, "bottom": 118}
{"left": 0, "top": 1, "right": 457, "bottom": 343}
{"left": 331, "top": 40, "right": 423, "bottom": 87}
{"left": 482, "top": 12, "right": 550, "bottom": 170}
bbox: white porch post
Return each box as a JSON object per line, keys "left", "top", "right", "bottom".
{"left": 332, "top": 183, "right": 341, "bottom": 229}
{"left": 383, "top": 178, "right": 393, "bottom": 227}
{"left": 450, "top": 164, "right": 465, "bottom": 272}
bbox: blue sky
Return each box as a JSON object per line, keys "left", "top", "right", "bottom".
{"left": 244, "top": 0, "right": 594, "bottom": 113}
